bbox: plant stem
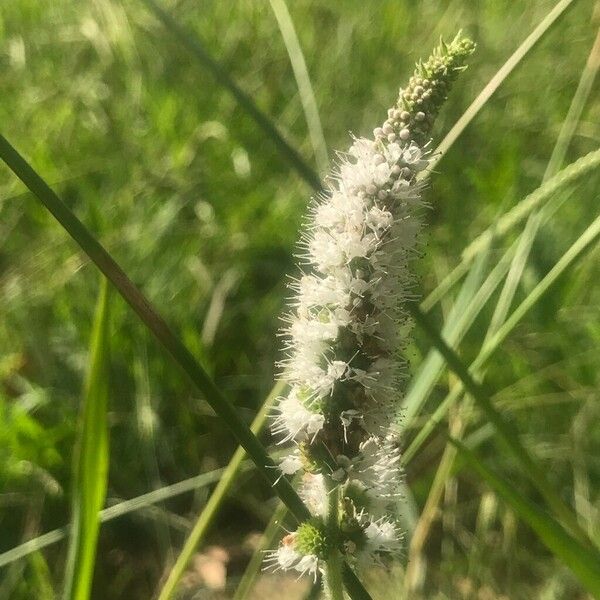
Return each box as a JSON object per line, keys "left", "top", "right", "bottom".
{"left": 325, "top": 483, "right": 344, "bottom": 600}
{"left": 157, "top": 381, "right": 284, "bottom": 600}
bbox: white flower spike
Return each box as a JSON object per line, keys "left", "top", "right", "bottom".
{"left": 269, "top": 34, "right": 475, "bottom": 588}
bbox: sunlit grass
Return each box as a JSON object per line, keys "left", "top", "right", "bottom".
{"left": 1, "top": 0, "right": 599, "bottom": 598}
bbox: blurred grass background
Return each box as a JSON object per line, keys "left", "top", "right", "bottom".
{"left": 1, "top": 0, "right": 600, "bottom": 598}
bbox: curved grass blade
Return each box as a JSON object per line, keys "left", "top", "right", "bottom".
{"left": 62, "top": 278, "right": 111, "bottom": 600}
{"left": 404, "top": 204, "right": 600, "bottom": 462}
{"left": 156, "top": 380, "right": 285, "bottom": 600}
{"left": 0, "top": 135, "right": 371, "bottom": 600}
{"left": 449, "top": 437, "right": 600, "bottom": 597}
{"left": 422, "top": 148, "right": 600, "bottom": 311}
{"left": 269, "top": 0, "right": 329, "bottom": 174}
{"left": 432, "top": 0, "right": 579, "bottom": 167}
{"left": 403, "top": 239, "right": 515, "bottom": 426}
{"left": 544, "top": 23, "right": 600, "bottom": 180}
{"left": 407, "top": 303, "right": 591, "bottom": 545}
{"left": 0, "top": 133, "right": 309, "bottom": 524}
{"left": 483, "top": 19, "right": 600, "bottom": 337}
{"left": 133, "top": 342, "right": 174, "bottom": 558}
{"left": 485, "top": 213, "right": 600, "bottom": 361}
{"left": 141, "top": 0, "right": 322, "bottom": 191}
{"left": 0, "top": 460, "right": 258, "bottom": 569}
{"left": 408, "top": 24, "right": 600, "bottom": 520}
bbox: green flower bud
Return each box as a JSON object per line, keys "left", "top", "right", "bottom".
{"left": 295, "top": 519, "right": 333, "bottom": 560}
{"left": 395, "top": 32, "right": 475, "bottom": 145}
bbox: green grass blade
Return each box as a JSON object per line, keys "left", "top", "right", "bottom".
{"left": 0, "top": 134, "right": 372, "bottom": 600}
{"left": 62, "top": 277, "right": 111, "bottom": 600}
{"left": 449, "top": 437, "right": 600, "bottom": 597}
{"left": 233, "top": 502, "right": 289, "bottom": 600}
{"left": 342, "top": 566, "right": 372, "bottom": 600}
{"left": 141, "top": 0, "right": 322, "bottom": 191}
{"left": 410, "top": 35, "right": 600, "bottom": 484}
{"left": 402, "top": 377, "right": 462, "bottom": 466}
{"left": 484, "top": 215, "right": 539, "bottom": 341}
{"left": 408, "top": 304, "right": 590, "bottom": 545}
{"left": 432, "top": 0, "right": 579, "bottom": 167}
{"left": 0, "top": 460, "right": 260, "bottom": 569}
{"left": 423, "top": 148, "right": 600, "bottom": 311}
{"left": 463, "top": 149, "right": 600, "bottom": 266}
{"left": 0, "top": 132, "right": 310, "bottom": 524}
{"left": 156, "top": 380, "right": 285, "bottom": 600}
{"left": 544, "top": 24, "right": 600, "bottom": 180}
{"left": 406, "top": 39, "right": 600, "bottom": 562}
{"left": 403, "top": 241, "right": 514, "bottom": 426}
{"left": 485, "top": 19, "right": 600, "bottom": 339}
{"left": 269, "top": 0, "right": 329, "bottom": 174}
{"left": 134, "top": 344, "right": 173, "bottom": 558}
{"left": 28, "top": 553, "right": 55, "bottom": 600}
{"left": 483, "top": 213, "right": 600, "bottom": 364}
{"left": 405, "top": 212, "right": 600, "bottom": 465}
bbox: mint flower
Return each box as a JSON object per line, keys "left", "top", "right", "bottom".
{"left": 269, "top": 34, "right": 475, "bottom": 586}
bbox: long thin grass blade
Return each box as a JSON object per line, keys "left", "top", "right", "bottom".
{"left": 409, "top": 27, "right": 600, "bottom": 483}
{"left": 404, "top": 209, "right": 600, "bottom": 462}
{"left": 134, "top": 344, "right": 173, "bottom": 558}
{"left": 0, "top": 135, "right": 371, "bottom": 600}
{"left": 403, "top": 239, "right": 513, "bottom": 425}
{"left": 269, "top": 0, "right": 329, "bottom": 174}
{"left": 156, "top": 380, "right": 285, "bottom": 600}
{"left": 484, "top": 214, "right": 541, "bottom": 342}
{"left": 449, "top": 437, "right": 600, "bottom": 596}
{"left": 544, "top": 23, "right": 600, "bottom": 179}
{"left": 62, "top": 278, "right": 111, "bottom": 600}
{"left": 484, "top": 213, "right": 600, "bottom": 362}
{"left": 432, "top": 0, "right": 579, "bottom": 166}
{"left": 423, "top": 148, "right": 600, "bottom": 310}
{"left": 233, "top": 502, "right": 289, "bottom": 600}
{"left": 408, "top": 303, "right": 590, "bottom": 545}
{"left": 485, "top": 15, "right": 600, "bottom": 338}
{"left": 0, "top": 133, "right": 309, "bottom": 523}
{"left": 406, "top": 34, "right": 600, "bottom": 567}
{"left": 0, "top": 460, "right": 259, "bottom": 569}
{"left": 141, "top": 0, "right": 322, "bottom": 191}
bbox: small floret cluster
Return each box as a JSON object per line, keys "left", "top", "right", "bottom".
{"left": 267, "top": 34, "right": 475, "bottom": 581}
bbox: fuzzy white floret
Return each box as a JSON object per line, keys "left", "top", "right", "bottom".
{"left": 272, "top": 388, "right": 325, "bottom": 442}
{"left": 300, "top": 473, "right": 328, "bottom": 516}
{"left": 279, "top": 452, "right": 303, "bottom": 475}
{"left": 265, "top": 543, "right": 320, "bottom": 581}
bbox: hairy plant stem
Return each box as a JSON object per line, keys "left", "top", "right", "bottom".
{"left": 325, "top": 482, "right": 344, "bottom": 600}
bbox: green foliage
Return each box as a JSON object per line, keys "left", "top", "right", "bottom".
{"left": 1, "top": 0, "right": 600, "bottom": 598}
{"left": 450, "top": 437, "right": 600, "bottom": 598}
{"left": 63, "top": 278, "right": 111, "bottom": 600}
